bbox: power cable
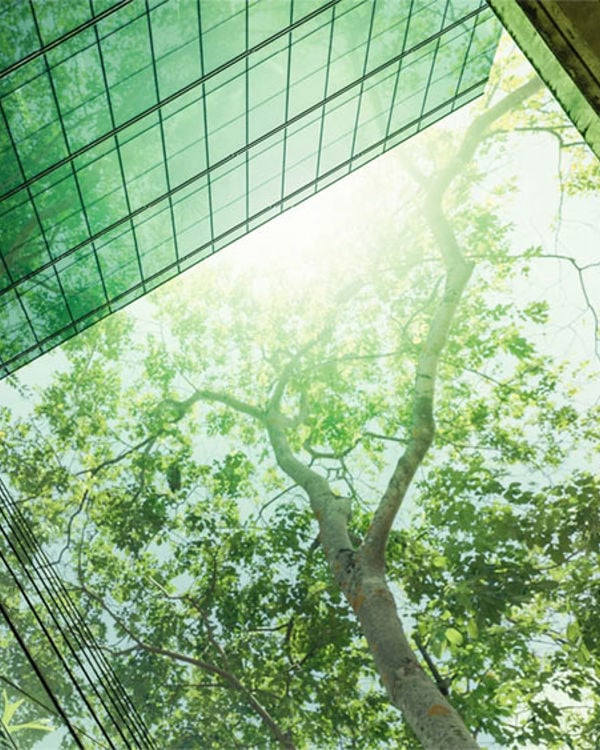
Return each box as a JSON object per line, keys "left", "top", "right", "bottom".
{"left": 0, "top": 475, "right": 156, "bottom": 748}
{"left": 0, "top": 673, "right": 112, "bottom": 750}
{"left": 0, "top": 598, "right": 84, "bottom": 748}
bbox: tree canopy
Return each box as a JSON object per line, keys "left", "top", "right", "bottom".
{"left": 1, "top": 42, "right": 599, "bottom": 749}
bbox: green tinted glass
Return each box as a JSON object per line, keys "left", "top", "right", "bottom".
{"left": 0, "top": 0, "right": 500, "bottom": 377}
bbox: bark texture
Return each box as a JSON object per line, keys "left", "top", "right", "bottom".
{"left": 190, "top": 75, "right": 543, "bottom": 750}
{"left": 265, "top": 252, "right": 479, "bottom": 749}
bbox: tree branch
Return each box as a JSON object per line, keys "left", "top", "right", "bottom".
{"left": 77, "top": 585, "right": 297, "bottom": 750}
{"left": 363, "top": 258, "right": 473, "bottom": 568}
{"left": 265, "top": 414, "right": 354, "bottom": 579}
{"left": 76, "top": 435, "right": 156, "bottom": 477}
{"left": 432, "top": 76, "right": 544, "bottom": 202}
{"left": 537, "top": 254, "right": 600, "bottom": 361}
{"left": 360, "top": 78, "right": 545, "bottom": 568}
{"left": 267, "top": 326, "right": 336, "bottom": 416}
{"left": 190, "top": 389, "right": 264, "bottom": 421}
{"left": 414, "top": 632, "right": 452, "bottom": 696}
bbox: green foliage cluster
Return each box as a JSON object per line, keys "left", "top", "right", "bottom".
{"left": 1, "top": 48, "right": 599, "bottom": 749}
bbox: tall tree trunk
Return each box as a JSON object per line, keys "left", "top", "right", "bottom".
{"left": 266, "top": 415, "right": 480, "bottom": 749}
{"left": 344, "top": 556, "right": 479, "bottom": 750}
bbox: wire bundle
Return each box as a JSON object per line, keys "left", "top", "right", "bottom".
{"left": 0, "top": 475, "right": 156, "bottom": 749}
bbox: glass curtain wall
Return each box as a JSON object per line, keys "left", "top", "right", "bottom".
{"left": 0, "top": 0, "right": 501, "bottom": 377}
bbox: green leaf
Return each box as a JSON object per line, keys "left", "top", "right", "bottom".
{"left": 467, "top": 619, "right": 479, "bottom": 639}
{"left": 566, "top": 621, "right": 580, "bottom": 643}
{"left": 444, "top": 627, "right": 464, "bottom": 646}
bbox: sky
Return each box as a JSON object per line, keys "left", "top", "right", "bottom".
{"left": 3, "top": 37, "right": 598, "bottom": 407}
{"left": 2, "top": 33, "right": 599, "bottom": 750}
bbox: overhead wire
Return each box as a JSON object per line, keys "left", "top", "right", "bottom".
{"left": 0, "top": 672, "right": 111, "bottom": 749}
{"left": 0, "top": 475, "right": 157, "bottom": 748}
{"left": 0, "top": 596, "right": 84, "bottom": 748}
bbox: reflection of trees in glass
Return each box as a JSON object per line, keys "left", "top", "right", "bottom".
{"left": 0, "top": 0, "right": 500, "bottom": 375}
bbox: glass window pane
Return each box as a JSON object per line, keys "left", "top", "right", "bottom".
{"left": 0, "top": 120, "right": 23, "bottom": 194}
{"left": 152, "top": 0, "right": 201, "bottom": 99}
{"left": 32, "top": 167, "right": 88, "bottom": 257}
{"left": 0, "top": 4, "right": 37, "bottom": 70}
{"left": 405, "top": 0, "right": 444, "bottom": 49}
{"left": 248, "top": 0, "right": 291, "bottom": 46}
{"left": 97, "top": 227, "right": 142, "bottom": 299}
{"left": 32, "top": 0, "right": 90, "bottom": 45}
{"left": 101, "top": 16, "right": 155, "bottom": 125}
{"left": 135, "top": 202, "right": 175, "bottom": 278}
{"left": 292, "top": 1, "right": 325, "bottom": 23}
{"left": 459, "top": 16, "right": 501, "bottom": 92}
{"left": 248, "top": 135, "right": 284, "bottom": 215}
{"left": 20, "top": 271, "right": 71, "bottom": 340}
{"left": 211, "top": 155, "right": 246, "bottom": 237}
{"left": 78, "top": 144, "right": 127, "bottom": 234}
{"left": 201, "top": 4, "right": 245, "bottom": 73}
{"left": 366, "top": 2, "right": 410, "bottom": 72}
{"left": 52, "top": 35, "right": 112, "bottom": 151}
{"left": 205, "top": 67, "right": 245, "bottom": 164}
{"left": 284, "top": 117, "right": 320, "bottom": 195}
{"left": 120, "top": 124, "right": 167, "bottom": 211}
{"left": 248, "top": 44, "right": 287, "bottom": 142}
{"left": 173, "top": 182, "right": 211, "bottom": 257}
{"left": 163, "top": 94, "right": 207, "bottom": 186}
{"left": 3, "top": 74, "right": 67, "bottom": 177}
{"left": 318, "top": 92, "right": 359, "bottom": 176}
{"left": 0, "top": 195, "right": 47, "bottom": 283}
{"left": 353, "top": 66, "right": 399, "bottom": 156}
{"left": 0, "top": 290, "right": 38, "bottom": 362}
{"left": 388, "top": 46, "right": 435, "bottom": 133}
{"left": 287, "top": 12, "right": 332, "bottom": 119}
{"left": 327, "top": 2, "right": 372, "bottom": 94}
{"left": 57, "top": 248, "right": 106, "bottom": 319}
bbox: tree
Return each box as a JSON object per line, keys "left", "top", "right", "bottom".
{"left": 0, "top": 689, "right": 54, "bottom": 747}
{"left": 1, "top": 46, "right": 599, "bottom": 749}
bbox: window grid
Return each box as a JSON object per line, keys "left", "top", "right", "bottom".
{"left": 244, "top": 2, "right": 250, "bottom": 235}
{"left": 384, "top": 0, "right": 415, "bottom": 143}
{"left": 30, "top": 0, "right": 111, "bottom": 324}
{"left": 349, "top": 0, "right": 379, "bottom": 163}
{"left": 314, "top": 5, "right": 337, "bottom": 184}
{"left": 3, "top": 1, "right": 495, "bottom": 288}
{"left": 146, "top": 0, "right": 181, "bottom": 276}
{"left": 0, "top": 0, "right": 133, "bottom": 80}
{"left": 450, "top": 0, "right": 479, "bottom": 101}
{"left": 0, "top": 1, "right": 334, "bottom": 205}
{"left": 0, "top": 0, "right": 500, "bottom": 377}
{"left": 418, "top": 0, "right": 450, "bottom": 122}
{"left": 92, "top": 3, "right": 143, "bottom": 306}
{"left": 197, "top": 0, "right": 216, "bottom": 256}
{"left": 0, "top": 83, "right": 63, "bottom": 359}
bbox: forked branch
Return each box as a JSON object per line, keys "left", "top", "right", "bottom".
{"left": 363, "top": 258, "right": 473, "bottom": 567}
{"left": 77, "top": 584, "right": 297, "bottom": 750}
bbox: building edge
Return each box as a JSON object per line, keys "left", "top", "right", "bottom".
{"left": 487, "top": 0, "right": 600, "bottom": 160}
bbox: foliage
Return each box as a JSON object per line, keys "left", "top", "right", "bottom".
{"left": 1, "top": 43, "right": 599, "bottom": 749}
{"left": 0, "top": 690, "right": 54, "bottom": 743}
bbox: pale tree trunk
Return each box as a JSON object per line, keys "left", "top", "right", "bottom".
{"left": 262, "top": 78, "right": 546, "bottom": 746}
{"left": 265, "top": 253, "right": 479, "bottom": 749}
{"left": 189, "top": 75, "right": 544, "bottom": 749}
{"left": 265, "top": 426, "right": 480, "bottom": 749}
{"left": 351, "top": 563, "right": 479, "bottom": 750}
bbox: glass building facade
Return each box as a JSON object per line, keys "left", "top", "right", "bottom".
{"left": 0, "top": 0, "right": 501, "bottom": 378}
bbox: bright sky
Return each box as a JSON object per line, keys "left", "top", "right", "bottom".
{"left": 4, "top": 37, "right": 598, "bottom": 408}
{"left": 2, "top": 33, "right": 599, "bottom": 750}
